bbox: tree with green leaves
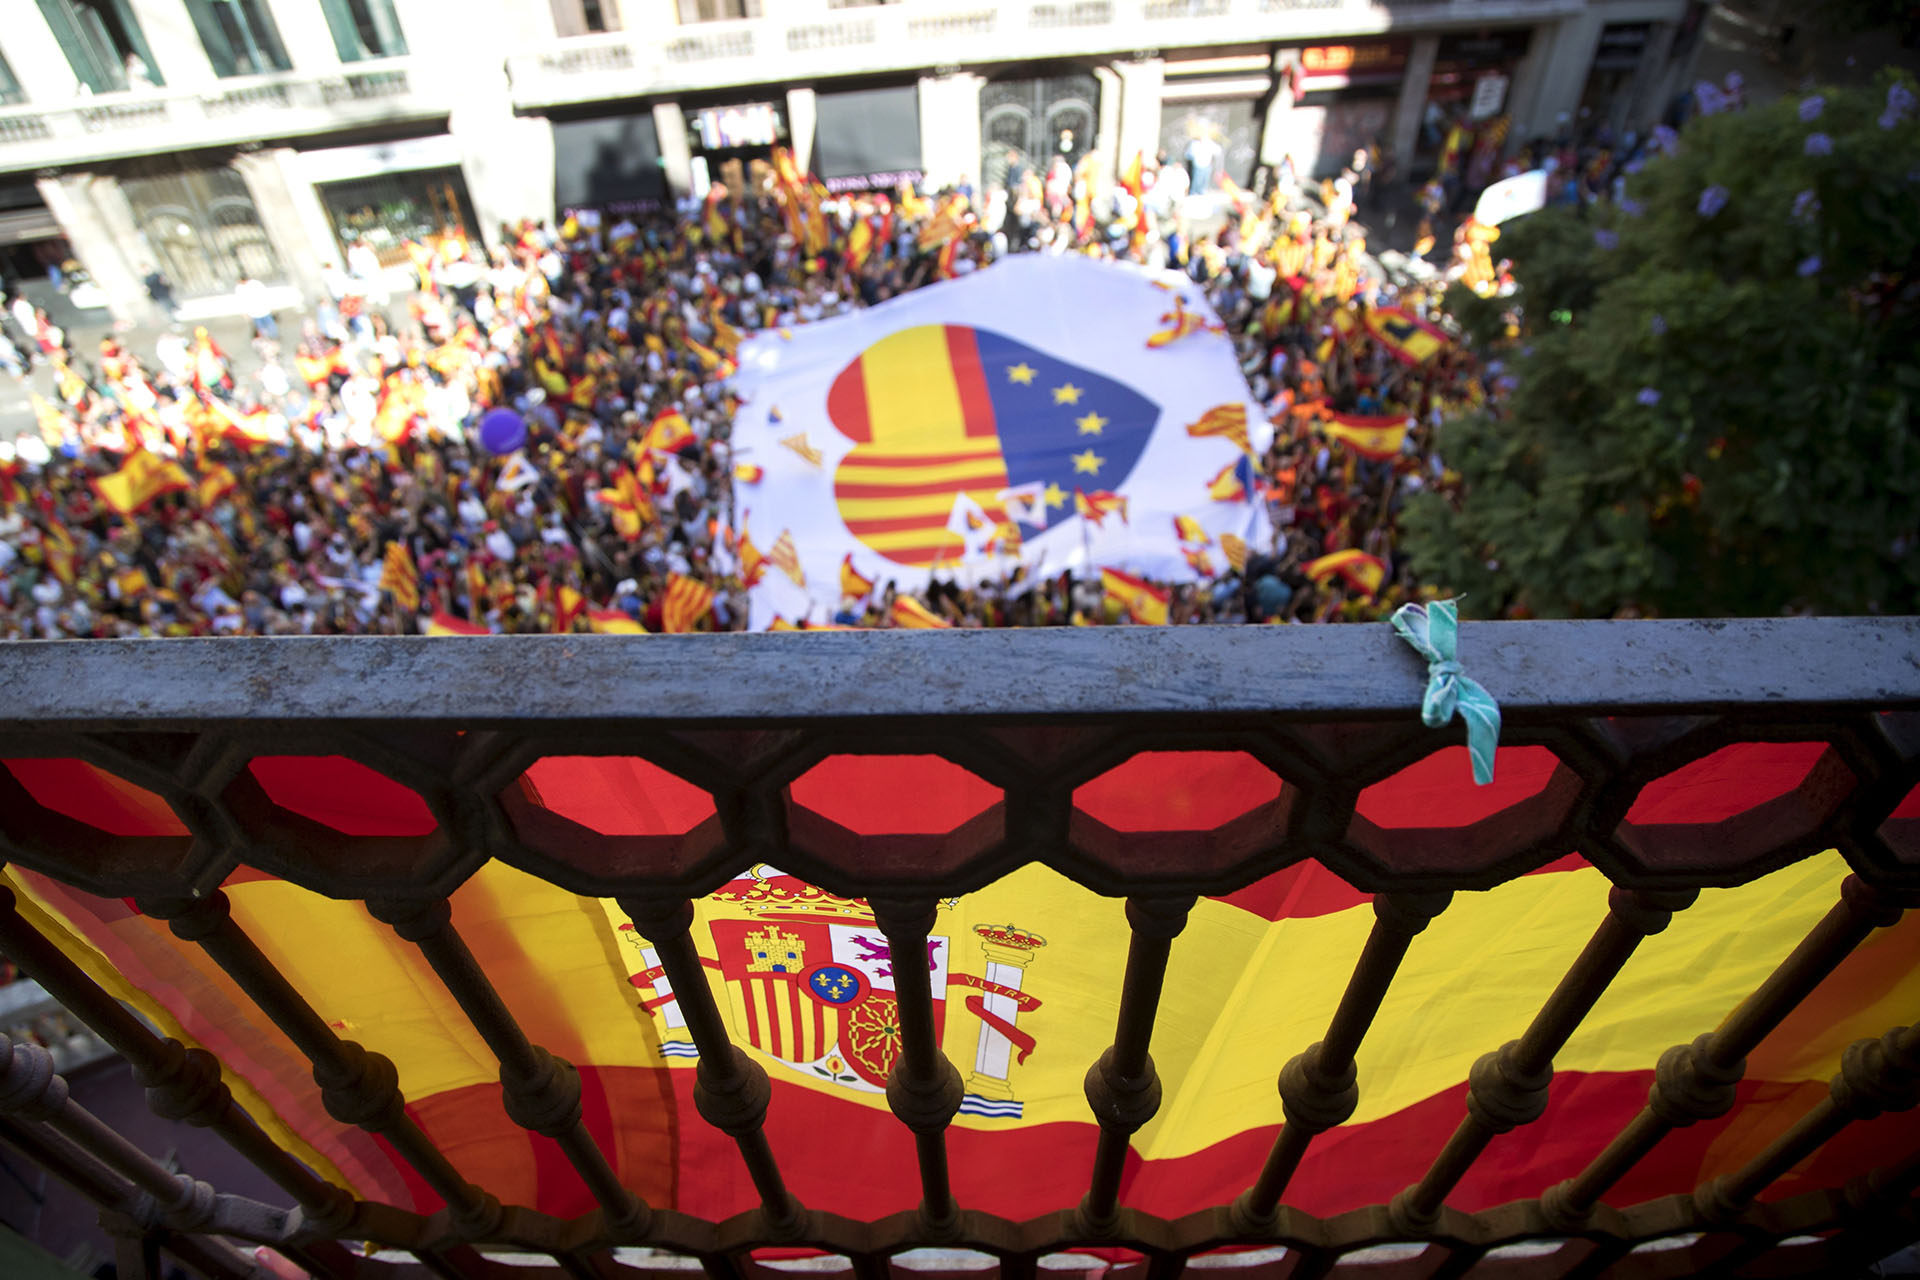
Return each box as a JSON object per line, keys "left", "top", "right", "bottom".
{"left": 1405, "top": 72, "right": 1920, "bottom": 618}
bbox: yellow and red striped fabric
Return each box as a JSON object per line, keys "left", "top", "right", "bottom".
{"left": 3, "top": 743, "right": 1914, "bottom": 1232}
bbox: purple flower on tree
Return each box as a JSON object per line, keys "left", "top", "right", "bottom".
{"left": 1694, "top": 81, "right": 1728, "bottom": 115}
{"left": 1882, "top": 83, "right": 1916, "bottom": 129}
{"left": 1792, "top": 188, "right": 1820, "bottom": 220}
{"left": 1650, "top": 314, "right": 1667, "bottom": 336}
{"left": 1594, "top": 228, "right": 1619, "bottom": 250}
{"left": 1697, "top": 185, "right": 1730, "bottom": 217}
{"left": 1617, "top": 195, "right": 1644, "bottom": 217}
{"left": 1799, "top": 96, "right": 1825, "bottom": 121}
{"left": 1798, "top": 254, "right": 1822, "bottom": 276}
{"left": 1637, "top": 387, "right": 1663, "bottom": 407}
{"left": 1805, "top": 132, "right": 1833, "bottom": 156}
{"left": 1653, "top": 124, "right": 1680, "bottom": 153}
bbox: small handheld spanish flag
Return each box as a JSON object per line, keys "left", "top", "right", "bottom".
{"left": 733, "top": 462, "right": 765, "bottom": 485}
{"left": 840, "top": 554, "right": 875, "bottom": 600}
{"left": 890, "top": 596, "right": 951, "bottom": 629}
{"left": 1100, "top": 568, "right": 1170, "bottom": 625}
{"left": 1304, "top": 548, "right": 1388, "bottom": 598}
{"left": 1173, "top": 514, "right": 1210, "bottom": 546}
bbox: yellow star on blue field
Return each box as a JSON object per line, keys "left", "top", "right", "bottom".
{"left": 1043, "top": 481, "right": 1067, "bottom": 509}
{"left": 1072, "top": 448, "right": 1104, "bottom": 475}
{"left": 1053, "top": 383, "right": 1083, "bottom": 405}
{"left": 1076, "top": 412, "right": 1107, "bottom": 436}
{"left": 1008, "top": 363, "right": 1036, "bottom": 385}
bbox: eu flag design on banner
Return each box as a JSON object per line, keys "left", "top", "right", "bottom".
{"left": 828, "top": 326, "right": 1159, "bottom": 567}
{"left": 732, "top": 256, "right": 1273, "bottom": 627}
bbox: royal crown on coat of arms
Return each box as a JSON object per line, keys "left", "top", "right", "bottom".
{"left": 708, "top": 877, "right": 876, "bottom": 922}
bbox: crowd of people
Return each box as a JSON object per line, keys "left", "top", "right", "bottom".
{"left": 0, "top": 138, "right": 1515, "bottom": 639}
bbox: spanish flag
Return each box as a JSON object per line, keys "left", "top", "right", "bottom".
{"left": 889, "top": 596, "right": 950, "bottom": 629}
{"left": 42, "top": 523, "right": 76, "bottom": 585}
{"left": 737, "top": 531, "right": 768, "bottom": 589}
{"left": 93, "top": 450, "right": 192, "bottom": 516}
{"left": 1074, "top": 489, "right": 1128, "bottom": 528}
{"left": 379, "top": 540, "right": 420, "bottom": 611}
{"left": 423, "top": 610, "right": 488, "bottom": 636}
{"left": 1319, "top": 411, "right": 1408, "bottom": 461}
{"left": 846, "top": 216, "right": 875, "bottom": 271}
{"left": 195, "top": 462, "right": 237, "bottom": 508}
{"left": 840, "top": 554, "right": 875, "bottom": 600}
{"left": 645, "top": 408, "right": 697, "bottom": 455}
{"left": 768, "top": 531, "right": 806, "bottom": 587}
{"left": 587, "top": 608, "right": 646, "bottom": 635}
{"left": 702, "top": 187, "right": 730, "bottom": 245}
{"left": 916, "top": 194, "right": 970, "bottom": 254}
{"left": 1304, "top": 548, "right": 1388, "bottom": 598}
{"left": 660, "top": 573, "right": 714, "bottom": 633}
{"left": 1206, "top": 460, "right": 1248, "bottom": 503}
{"left": 1185, "top": 403, "right": 1250, "bottom": 453}
{"left": 1173, "top": 514, "right": 1210, "bottom": 546}
{"left": 550, "top": 584, "right": 586, "bottom": 634}
{"left": 733, "top": 462, "right": 764, "bottom": 485}
{"left": 1183, "top": 546, "right": 1216, "bottom": 577}
{"left": 1366, "top": 306, "right": 1450, "bottom": 365}
{"left": 1101, "top": 567, "right": 1170, "bottom": 625}
{"left": 30, "top": 394, "right": 69, "bottom": 446}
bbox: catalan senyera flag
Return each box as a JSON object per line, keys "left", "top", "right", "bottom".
{"left": 840, "top": 554, "right": 875, "bottom": 600}
{"left": 1304, "top": 548, "right": 1388, "bottom": 598}
{"left": 731, "top": 256, "right": 1268, "bottom": 629}
{"left": 93, "top": 450, "right": 192, "bottom": 516}
{"left": 1101, "top": 567, "right": 1170, "bottom": 625}
{"left": 1318, "top": 411, "right": 1408, "bottom": 462}
{"left": 660, "top": 573, "right": 714, "bottom": 633}
{"left": 768, "top": 531, "right": 806, "bottom": 588}
{"left": 3, "top": 739, "right": 1915, "bottom": 1233}
{"left": 1366, "top": 306, "right": 1450, "bottom": 365}
{"left": 1186, "top": 403, "right": 1250, "bottom": 454}
{"left": 378, "top": 541, "right": 421, "bottom": 611}
{"left": 889, "top": 596, "right": 950, "bottom": 629}
{"left": 587, "top": 608, "right": 646, "bottom": 635}
{"left": 422, "top": 610, "right": 488, "bottom": 636}
{"left": 1219, "top": 532, "right": 1249, "bottom": 573}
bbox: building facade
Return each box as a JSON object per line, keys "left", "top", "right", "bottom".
{"left": 0, "top": 0, "right": 1705, "bottom": 322}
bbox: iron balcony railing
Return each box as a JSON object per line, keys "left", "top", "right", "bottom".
{"left": 0, "top": 618, "right": 1915, "bottom": 1280}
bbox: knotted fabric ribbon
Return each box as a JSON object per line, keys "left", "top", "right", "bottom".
{"left": 1388, "top": 598, "right": 1502, "bottom": 785}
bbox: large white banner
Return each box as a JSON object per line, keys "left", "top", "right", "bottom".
{"left": 729, "top": 255, "right": 1268, "bottom": 627}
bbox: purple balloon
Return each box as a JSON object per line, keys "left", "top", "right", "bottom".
{"left": 477, "top": 407, "right": 527, "bottom": 455}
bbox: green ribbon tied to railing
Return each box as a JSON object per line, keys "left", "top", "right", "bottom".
{"left": 1389, "top": 598, "right": 1502, "bottom": 785}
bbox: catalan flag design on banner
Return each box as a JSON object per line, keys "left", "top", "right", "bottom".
{"left": 378, "top": 541, "right": 420, "bottom": 611}
{"left": 731, "top": 256, "right": 1270, "bottom": 629}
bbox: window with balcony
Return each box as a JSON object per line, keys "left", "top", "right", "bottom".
{"left": 319, "top": 0, "right": 409, "bottom": 62}
{"left": 184, "top": 0, "right": 291, "bottom": 76}
{"left": 676, "top": 0, "right": 761, "bottom": 22}
{"left": 551, "top": 0, "right": 623, "bottom": 36}
{"left": 33, "top": 0, "right": 164, "bottom": 93}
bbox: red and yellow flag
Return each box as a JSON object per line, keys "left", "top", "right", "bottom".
{"left": 1304, "top": 548, "right": 1387, "bottom": 598}
{"left": 1101, "top": 567, "right": 1170, "bottom": 625}
{"left": 379, "top": 541, "right": 420, "bottom": 611}
{"left": 645, "top": 409, "right": 697, "bottom": 455}
{"left": 1320, "top": 411, "right": 1407, "bottom": 461}
{"left": 423, "top": 610, "right": 488, "bottom": 636}
{"left": 660, "top": 573, "right": 714, "bottom": 633}
{"left": 733, "top": 462, "right": 764, "bottom": 485}
{"left": 768, "top": 531, "right": 805, "bottom": 587}
{"left": 1366, "top": 306, "right": 1450, "bottom": 365}
{"left": 587, "top": 608, "right": 646, "bottom": 635}
{"left": 551, "top": 584, "right": 586, "bottom": 634}
{"left": 1219, "top": 532, "right": 1249, "bottom": 574}
{"left": 1183, "top": 546, "right": 1216, "bottom": 577}
{"left": 1074, "top": 489, "right": 1128, "bottom": 528}
{"left": 840, "top": 554, "right": 875, "bottom": 600}
{"left": 1206, "top": 461, "right": 1247, "bottom": 503}
{"left": 1173, "top": 514, "right": 1210, "bottom": 546}
{"left": 93, "top": 450, "right": 192, "bottom": 516}
{"left": 737, "top": 531, "right": 768, "bottom": 589}
{"left": 195, "top": 462, "right": 237, "bottom": 508}
{"left": 1186, "top": 403, "right": 1250, "bottom": 453}
{"left": 889, "top": 596, "right": 951, "bottom": 629}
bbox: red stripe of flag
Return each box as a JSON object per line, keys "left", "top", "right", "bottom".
{"left": 945, "top": 325, "right": 997, "bottom": 440}
{"left": 834, "top": 474, "right": 1010, "bottom": 501}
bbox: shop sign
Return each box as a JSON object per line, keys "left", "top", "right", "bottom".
{"left": 1470, "top": 73, "right": 1509, "bottom": 119}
